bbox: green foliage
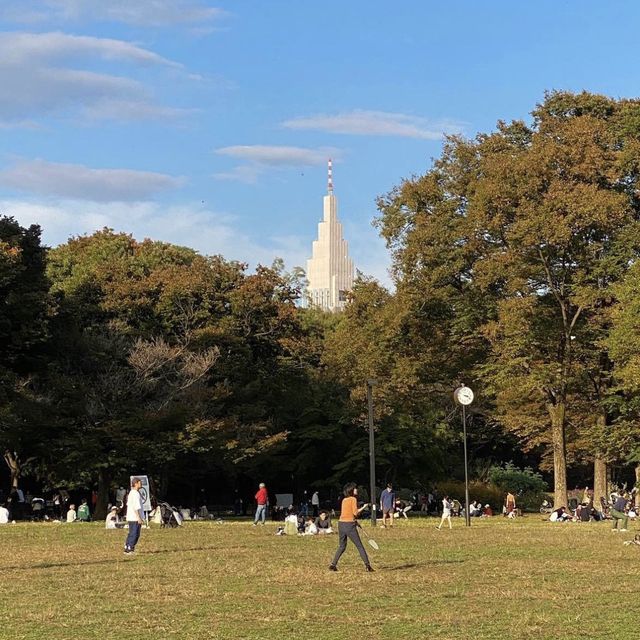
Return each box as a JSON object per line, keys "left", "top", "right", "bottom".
{"left": 435, "top": 480, "right": 505, "bottom": 511}
{"left": 8, "top": 92, "right": 640, "bottom": 508}
{"left": 488, "top": 463, "right": 547, "bottom": 495}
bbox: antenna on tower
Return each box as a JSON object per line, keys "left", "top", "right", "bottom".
{"left": 327, "top": 158, "right": 333, "bottom": 194}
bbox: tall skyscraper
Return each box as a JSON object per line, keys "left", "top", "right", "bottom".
{"left": 306, "top": 160, "right": 355, "bottom": 311}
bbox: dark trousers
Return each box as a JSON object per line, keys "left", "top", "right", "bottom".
{"left": 332, "top": 521, "right": 370, "bottom": 567}
{"left": 125, "top": 521, "right": 142, "bottom": 551}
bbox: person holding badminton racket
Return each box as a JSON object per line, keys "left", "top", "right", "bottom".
{"left": 329, "top": 483, "right": 374, "bottom": 572}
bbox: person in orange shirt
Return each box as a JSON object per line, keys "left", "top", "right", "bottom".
{"left": 329, "top": 483, "right": 373, "bottom": 572}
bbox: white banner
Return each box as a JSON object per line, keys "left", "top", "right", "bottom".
{"left": 130, "top": 475, "right": 152, "bottom": 511}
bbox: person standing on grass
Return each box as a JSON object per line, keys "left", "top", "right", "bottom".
{"left": 505, "top": 491, "right": 516, "bottom": 516}
{"left": 329, "top": 483, "right": 373, "bottom": 572}
{"left": 611, "top": 492, "right": 630, "bottom": 532}
{"left": 253, "top": 482, "right": 268, "bottom": 525}
{"left": 436, "top": 495, "right": 452, "bottom": 530}
{"left": 311, "top": 490, "right": 320, "bottom": 517}
{"left": 124, "top": 477, "right": 145, "bottom": 555}
{"left": 380, "top": 482, "right": 395, "bottom": 528}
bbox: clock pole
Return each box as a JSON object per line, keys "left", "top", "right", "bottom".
{"left": 462, "top": 402, "right": 470, "bottom": 527}
{"left": 454, "top": 385, "right": 474, "bottom": 527}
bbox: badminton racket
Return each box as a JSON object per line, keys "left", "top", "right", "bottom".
{"left": 357, "top": 522, "right": 379, "bottom": 550}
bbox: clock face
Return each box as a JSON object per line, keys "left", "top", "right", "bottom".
{"left": 456, "top": 386, "right": 474, "bottom": 406}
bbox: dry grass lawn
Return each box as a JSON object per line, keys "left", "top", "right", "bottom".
{"left": 1, "top": 516, "right": 638, "bottom": 639}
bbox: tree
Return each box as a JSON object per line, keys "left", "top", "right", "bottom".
{"left": 375, "top": 92, "right": 640, "bottom": 508}
{"left": 0, "top": 217, "right": 51, "bottom": 491}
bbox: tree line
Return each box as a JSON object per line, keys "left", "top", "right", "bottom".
{"left": 3, "top": 91, "right": 640, "bottom": 516}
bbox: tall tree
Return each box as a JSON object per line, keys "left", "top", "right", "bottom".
{"left": 376, "top": 92, "right": 640, "bottom": 508}
{"left": 0, "top": 217, "right": 51, "bottom": 490}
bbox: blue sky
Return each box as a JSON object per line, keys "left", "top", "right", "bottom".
{"left": 0, "top": 1, "right": 638, "bottom": 285}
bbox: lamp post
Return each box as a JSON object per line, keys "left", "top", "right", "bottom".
{"left": 453, "top": 385, "right": 474, "bottom": 527}
{"left": 367, "top": 379, "right": 377, "bottom": 527}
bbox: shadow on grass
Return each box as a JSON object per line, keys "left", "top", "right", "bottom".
{"left": 381, "top": 559, "right": 465, "bottom": 571}
{"left": 5, "top": 545, "right": 244, "bottom": 571}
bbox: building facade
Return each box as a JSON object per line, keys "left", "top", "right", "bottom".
{"left": 306, "top": 160, "right": 355, "bottom": 311}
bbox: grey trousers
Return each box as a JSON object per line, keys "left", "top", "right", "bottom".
{"left": 331, "top": 521, "right": 370, "bottom": 567}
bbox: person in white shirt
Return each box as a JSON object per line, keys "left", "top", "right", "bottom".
{"left": 123, "top": 478, "right": 145, "bottom": 554}
{"left": 66, "top": 504, "right": 77, "bottom": 523}
{"left": 105, "top": 506, "right": 119, "bottom": 529}
{"left": 311, "top": 491, "right": 320, "bottom": 517}
{"left": 0, "top": 504, "right": 9, "bottom": 524}
{"left": 303, "top": 516, "right": 318, "bottom": 535}
{"left": 436, "top": 496, "right": 453, "bottom": 531}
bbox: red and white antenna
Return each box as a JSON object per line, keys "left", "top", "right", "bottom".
{"left": 327, "top": 158, "right": 333, "bottom": 194}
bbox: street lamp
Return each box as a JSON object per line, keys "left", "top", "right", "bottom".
{"left": 367, "top": 379, "right": 377, "bottom": 527}
{"left": 454, "top": 385, "right": 474, "bottom": 527}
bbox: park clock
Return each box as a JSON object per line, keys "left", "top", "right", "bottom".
{"left": 454, "top": 385, "right": 474, "bottom": 406}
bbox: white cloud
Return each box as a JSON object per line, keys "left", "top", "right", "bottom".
{"left": 212, "top": 165, "right": 264, "bottom": 184}
{"left": 0, "top": 32, "right": 188, "bottom": 124}
{"left": 0, "top": 31, "right": 179, "bottom": 67}
{"left": 0, "top": 198, "right": 307, "bottom": 268}
{"left": 214, "top": 145, "right": 341, "bottom": 183}
{"left": 0, "top": 1, "right": 226, "bottom": 28}
{"left": 283, "top": 110, "right": 464, "bottom": 140}
{"left": 82, "top": 99, "right": 196, "bottom": 121}
{"left": 0, "top": 159, "right": 185, "bottom": 202}
{"left": 216, "top": 145, "right": 339, "bottom": 167}
{"left": 0, "top": 197, "right": 392, "bottom": 287}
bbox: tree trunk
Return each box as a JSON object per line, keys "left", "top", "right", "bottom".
{"left": 593, "top": 456, "right": 607, "bottom": 513}
{"left": 548, "top": 402, "right": 568, "bottom": 509}
{"left": 94, "top": 468, "right": 111, "bottom": 520}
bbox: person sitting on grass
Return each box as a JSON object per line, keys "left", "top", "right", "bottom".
{"left": 577, "top": 502, "right": 594, "bottom": 523}
{"left": 482, "top": 504, "right": 493, "bottom": 517}
{"left": 303, "top": 516, "right": 318, "bottom": 535}
{"left": 284, "top": 510, "right": 298, "bottom": 536}
{"left": 77, "top": 499, "right": 91, "bottom": 522}
{"left": 66, "top": 504, "right": 77, "bottom": 523}
{"left": 549, "top": 506, "right": 572, "bottom": 522}
{"left": 315, "top": 511, "right": 333, "bottom": 534}
{"left": 623, "top": 534, "right": 640, "bottom": 546}
{"left": 105, "top": 506, "right": 120, "bottom": 529}
{"left": 0, "top": 502, "right": 9, "bottom": 524}
{"left": 394, "top": 499, "right": 412, "bottom": 519}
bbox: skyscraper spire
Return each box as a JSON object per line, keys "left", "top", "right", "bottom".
{"left": 306, "top": 163, "right": 354, "bottom": 311}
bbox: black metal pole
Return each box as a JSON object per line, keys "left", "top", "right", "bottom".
{"left": 462, "top": 404, "right": 470, "bottom": 527}
{"left": 367, "top": 380, "right": 376, "bottom": 527}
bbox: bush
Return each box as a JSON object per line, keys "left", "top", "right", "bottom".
{"left": 435, "top": 480, "right": 504, "bottom": 511}
{"left": 487, "top": 463, "right": 547, "bottom": 495}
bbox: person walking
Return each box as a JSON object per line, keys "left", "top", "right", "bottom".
{"left": 436, "top": 495, "right": 452, "bottom": 530}
{"left": 123, "top": 477, "right": 145, "bottom": 555}
{"left": 253, "top": 482, "right": 268, "bottom": 525}
{"left": 329, "top": 483, "right": 373, "bottom": 572}
{"left": 380, "top": 482, "right": 395, "bottom": 528}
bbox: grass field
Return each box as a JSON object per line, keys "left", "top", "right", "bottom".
{"left": 1, "top": 516, "right": 638, "bottom": 639}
